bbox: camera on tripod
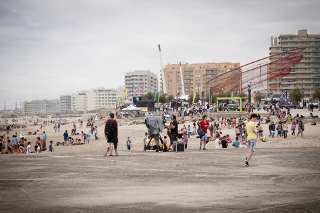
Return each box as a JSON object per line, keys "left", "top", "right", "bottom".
{"left": 145, "top": 116, "right": 165, "bottom": 152}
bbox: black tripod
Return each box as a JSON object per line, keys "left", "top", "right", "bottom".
{"left": 146, "top": 134, "right": 164, "bottom": 152}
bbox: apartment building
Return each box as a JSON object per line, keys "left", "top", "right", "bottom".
{"left": 268, "top": 29, "right": 320, "bottom": 99}
{"left": 125, "top": 70, "right": 158, "bottom": 99}
{"left": 163, "top": 62, "right": 241, "bottom": 96}
{"left": 60, "top": 95, "right": 72, "bottom": 113}
{"left": 72, "top": 86, "right": 124, "bottom": 112}
{"left": 23, "top": 99, "right": 60, "bottom": 115}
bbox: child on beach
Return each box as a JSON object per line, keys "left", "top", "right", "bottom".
{"left": 36, "top": 142, "right": 41, "bottom": 153}
{"left": 126, "top": 137, "right": 131, "bottom": 150}
{"left": 187, "top": 125, "right": 191, "bottom": 138}
{"left": 240, "top": 135, "right": 247, "bottom": 148}
{"left": 27, "top": 142, "right": 31, "bottom": 153}
{"left": 143, "top": 133, "right": 148, "bottom": 151}
{"left": 183, "top": 131, "right": 188, "bottom": 149}
{"left": 232, "top": 137, "right": 240, "bottom": 148}
{"left": 221, "top": 136, "right": 228, "bottom": 148}
{"left": 162, "top": 136, "right": 168, "bottom": 152}
{"left": 49, "top": 141, "right": 54, "bottom": 152}
{"left": 276, "top": 122, "right": 282, "bottom": 137}
{"left": 215, "top": 134, "right": 221, "bottom": 148}
{"left": 291, "top": 122, "right": 296, "bottom": 137}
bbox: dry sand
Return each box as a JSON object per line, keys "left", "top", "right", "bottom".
{"left": 1, "top": 108, "right": 320, "bottom": 154}
{"left": 1, "top": 108, "right": 320, "bottom": 212}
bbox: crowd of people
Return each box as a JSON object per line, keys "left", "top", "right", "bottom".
{"left": 0, "top": 101, "right": 315, "bottom": 159}
{"left": 0, "top": 117, "right": 100, "bottom": 154}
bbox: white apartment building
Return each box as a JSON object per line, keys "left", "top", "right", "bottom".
{"left": 60, "top": 95, "right": 72, "bottom": 113}
{"left": 125, "top": 70, "right": 158, "bottom": 99}
{"left": 72, "top": 86, "right": 125, "bottom": 112}
{"left": 23, "top": 101, "right": 34, "bottom": 115}
{"left": 23, "top": 99, "right": 60, "bottom": 115}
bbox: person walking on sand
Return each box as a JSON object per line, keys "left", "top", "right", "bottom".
{"left": 245, "top": 114, "right": 258, "bottom": 167}
{"left": 104, "top": 113, "right": 118, "bottom": 156}
{"left": 296, "top": 120, "right": 304, "bottom": 137}
{"left": 198, "top": 115, "right": 209, "bottom": 150}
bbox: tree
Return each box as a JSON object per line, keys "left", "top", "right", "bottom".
{"left": 312, "top": 89, "right": 320, "bottom": 111}
{"left": 145, "top": 92, "right": 154, "bottom": 100}
{"left": 238, "top": 92, "right": 248, "bottom": 97}
{"left": 158, "top": 94, "right": 166, "bottom": 103}
{"left": 188, "top": 93, "right": 200, "bottom": 105}
{"left": 289, "top": 88, "right": 303, "bottom": 103}
{"left": 217, "top": 91, "right": 231, "bottom": 97}
{"left": 166, "top": 95, "right": 174, "bottom": 103}
{"left": 254, "top": 93, "right": 265, "bottom": 104}
{"left": 205, "top": 93, "right": 209, "bottom": 102}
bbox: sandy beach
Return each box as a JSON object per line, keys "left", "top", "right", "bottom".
{"left": 1, "top": 108, "right": 320, "bottom": 212}
{"left": 1, "top": 108, "right": 320, "bottom": 154}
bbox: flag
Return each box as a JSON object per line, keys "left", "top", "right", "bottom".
{"left": 237, "top": 90, "right": 239, "bottom": 96}
{"left": 122, "top": 92, "right": 125, "bottom": 104}
{"left": 134, "top": 87, "right": 138, "bottom": 96}
{"left": 125, "top": 88, "right": 128, "bottom": 99}
{"left": 192, "top": 92, "right": 196, "bottom": 105}
{"left": 138, "top": 84, "right": 140, "bottom": 92}
{"left": 157, "top": 91, "right": 161, "bottom": 103}
{"left": 231, "top": 91, "right": 234, "bottom": 97}
{"left": 154, "top": 89, "right": 158, "bottom": 102}
{"left": 209, "top": 88, "right": 212, "bottom": 104}
{"left": 157, "top": 91, "right": 161, "bottom": 105}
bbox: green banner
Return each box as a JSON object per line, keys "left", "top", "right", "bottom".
{"left": 122, "top": 92, "right": 125, "bottom": 104}
{"left": 192, "top": 92, "right": 196, "bottom": 105}
{"left": 157, "top": 91, "right": 161, "bottom": 107}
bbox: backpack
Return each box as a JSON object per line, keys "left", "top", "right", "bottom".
{"left": 197, "top": 126, "right": 205, "bottom": 137}
{"left": 108, "top": 120, "right": 116, "bottom": 136}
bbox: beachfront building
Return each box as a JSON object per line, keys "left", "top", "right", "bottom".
{"left": 268, "top": 29, "right": 320, "bottom": 99}
{"left": 23, "top": 101, "right": 34, "bottom": 115}
{"left": 125, "top": 70, "right": 158, "bottom": 100}
{"left": 60, "top": 95, "right": 72, "bottom": 113}
{"left": 71, "top": 91, "right": 88, "bottom": 112}
{"left": 163, "top": 62, "right": 241, "bottom": 96}
{"left": 23, "top": 99, "right": 60, "bottom": 115}
{"left": 71, "top": 86, "right": 124, "bottom": 112}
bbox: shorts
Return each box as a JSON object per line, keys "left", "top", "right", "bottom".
{"left": 64, "top": 137, "right": 68, "bottom": 141}
{"left": 248, "top": 139, "right": 257, "bottom": 152}
{"left": 201, "top": 134, "right": 208, "bottom": 141}
{"left": 107, "top": 135, "right": 117, "bottom": 143}
{"left": 236, "top": 133, "right": 241, "bottom": 137}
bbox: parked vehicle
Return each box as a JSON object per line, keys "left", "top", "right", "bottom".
{"left": 310, "top": 99, "right": 318, "bottom": 108}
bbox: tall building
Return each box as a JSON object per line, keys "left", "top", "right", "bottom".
{"left": 71, "top": 86, "right": 124, "bottom": 112}
{"left": 23, "top": 99, "right": 60, "bottom": 115}
{"left": 269, "top": 29, "right": 320, "bottom": 99}
{"left": 163, "top": 62, "right": 241, "bottom": 96}
{"left": 125, "top": 70, "right": 158, "bottom": 99}
{"left": 23, "top": 101, "right": 34, "bottom": 115}
{"left": 60, "top": 95, "right": 72, "bottom": 113}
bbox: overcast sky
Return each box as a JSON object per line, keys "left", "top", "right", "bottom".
{"left": 1, "top": 0, "right": 319, "bottom": 109}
